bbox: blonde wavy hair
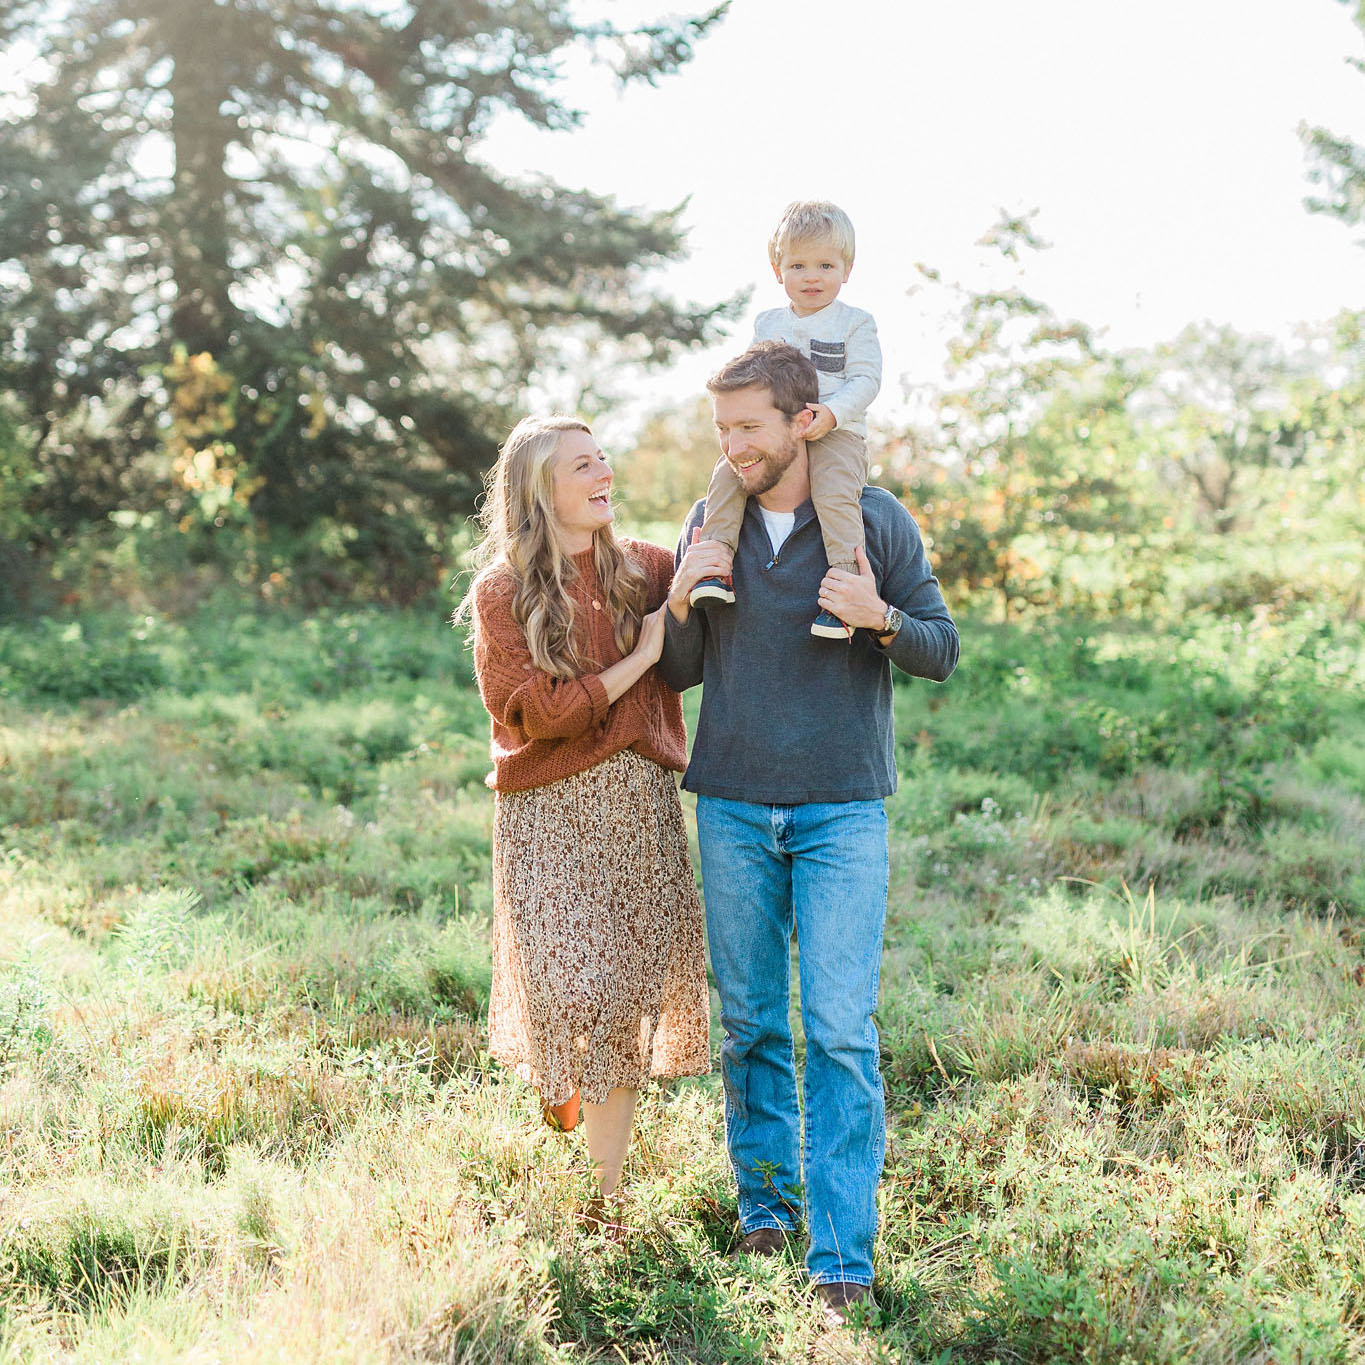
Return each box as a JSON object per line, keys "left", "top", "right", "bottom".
{"left": 460, "top": 415, "right": 649, "bottom": 679}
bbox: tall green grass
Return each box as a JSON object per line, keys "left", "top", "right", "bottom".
{"left": 1, "top": 599, "right": 1362, "bottom": 1361}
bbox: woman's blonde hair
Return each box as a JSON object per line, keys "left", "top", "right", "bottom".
{"left": 460, "top": 415, "right": 648, "bottom": 678}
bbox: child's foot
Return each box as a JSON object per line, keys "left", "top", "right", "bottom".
{"left": 690, "top": 576, "right": 735, "bottom": 606}
{"left": 811, "top": 607, "right": 853, "bottom": 640}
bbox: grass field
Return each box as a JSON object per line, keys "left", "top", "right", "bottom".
{"left": 1, "top": 596, "right": 1364, "bottom": 1363}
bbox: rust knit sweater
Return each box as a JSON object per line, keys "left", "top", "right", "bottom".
{"left": 470, "top": 538, "right": 688, "bottom": 793}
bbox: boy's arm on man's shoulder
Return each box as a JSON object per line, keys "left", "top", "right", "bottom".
{"left": 865, "top": 491, "right": 959, "bottom": 683}
{"left": 823, "top": 310, "right": 882, "bottom": 430}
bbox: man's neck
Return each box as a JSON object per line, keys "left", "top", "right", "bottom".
{"left": 755, "top": 442, "right": 810, "bottom": 514}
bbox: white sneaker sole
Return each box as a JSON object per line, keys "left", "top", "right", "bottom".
{"left": 690, "top": 585, "right": 736, "bottom": 605}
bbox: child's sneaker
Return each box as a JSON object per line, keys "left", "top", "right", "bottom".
{"left": 690, "top": 576, "right": 736, "bottom": 606}
{"left": 811, "top": 608, "right": 853, "bottom": 640}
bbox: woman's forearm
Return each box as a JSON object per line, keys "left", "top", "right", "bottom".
{"left": 596, "top": 646, "right": 657, "bottom": 705}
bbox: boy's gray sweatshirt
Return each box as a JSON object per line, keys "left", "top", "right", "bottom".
{"left": 658, "top": 487, "right": 959, "bottom": 805}
{"left": 753, "top": 299, "right": 881, "bottom": 438}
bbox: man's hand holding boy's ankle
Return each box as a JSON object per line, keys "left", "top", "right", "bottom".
{"left": 818, "top": 546, "right": 888, "bottom": 631}
{"left": 669, "top": 535, "right": 734, "bottom": 624}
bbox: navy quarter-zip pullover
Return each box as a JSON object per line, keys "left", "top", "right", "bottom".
{"left": 658, "top": 487, "right": 959, "bottom": 805}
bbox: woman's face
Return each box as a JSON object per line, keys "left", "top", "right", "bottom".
{"left": 549, "top": 428, "right": 614, "bottom": 552}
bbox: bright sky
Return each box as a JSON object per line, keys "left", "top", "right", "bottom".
{"left": 482, "top": 0, "right": 1365, "bottom": 441}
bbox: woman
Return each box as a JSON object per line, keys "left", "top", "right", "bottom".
{"left": 462, "top": 415, "right": 709, "bottom": 1224}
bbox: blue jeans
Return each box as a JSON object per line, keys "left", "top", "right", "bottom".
{"left": 696, "top": 795, "right": 889, "bottom": 1287}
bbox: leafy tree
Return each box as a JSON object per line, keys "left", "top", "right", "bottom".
{"left": 887, "top": 214, "right": 1159, "bottom": 617}
{"left": 1302, "top": 0, "right": 1365, "bottom": 234}
{"left": 1135, "top": 322, "right": 1317, "bottom": 535}
{"left": 614, "top": 397, "right": 720, "bottom": 529}
{"left": 0, "top": 394, "right": 42, "bottom": 616}
{"left": 1249, "top": 312, "right": 1365, "bottom": 614}
{"left": 0, "top": 0, "right": 733, "bottom": 590}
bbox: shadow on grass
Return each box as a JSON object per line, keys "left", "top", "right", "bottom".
{"left": 547, "top": 1232, "right": 780, "bottom": 1362}
{"left": 4, "top": 1220, "right": 191, "bottom": 1315}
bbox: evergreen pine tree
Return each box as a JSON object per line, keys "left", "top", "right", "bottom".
{"left": 0, "top": 0, "right": 732, "bottom": 577}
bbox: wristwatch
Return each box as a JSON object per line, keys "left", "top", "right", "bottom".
{"left": 878, "top": 603, "right": 903, "bottom": 640}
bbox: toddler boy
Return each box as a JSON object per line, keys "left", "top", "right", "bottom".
{"left": 690, "top": 200, "right": 881, "bottom": 637}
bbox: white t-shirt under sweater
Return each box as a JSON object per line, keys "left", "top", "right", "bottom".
{"left": 752, "top": 298, "right": 882, "bottom": 438}
{"left": 758, "top": 506, "right": 797, "bottom": 556}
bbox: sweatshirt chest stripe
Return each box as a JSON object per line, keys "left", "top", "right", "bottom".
{"left": 808, "top": 339, "right": 845, "bottom": 373}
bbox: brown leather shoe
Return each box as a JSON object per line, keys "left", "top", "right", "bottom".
{"left": 735, "top": 1226, "right": 789, "bottom": 1257}
{"left": 581, "top": 1193, "right": 627, "bottom": 1240}
{"left": 816, "top": 1281, "right": 875, "bottom": 1327}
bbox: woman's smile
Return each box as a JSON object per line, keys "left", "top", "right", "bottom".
{"left": 551, "top": 430, "right": 615, "bottom": 551}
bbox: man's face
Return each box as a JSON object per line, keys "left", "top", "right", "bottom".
{"left": 712, "top": 386, "right": 807, "bottom": 498}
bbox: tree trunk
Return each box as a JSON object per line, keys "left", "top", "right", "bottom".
{"left": 166, "top": 2, "right": 237, "bottom": 359}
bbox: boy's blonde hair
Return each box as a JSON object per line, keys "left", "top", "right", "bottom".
{"left": 767, "top": 201, "right": 856, "bottom": 269}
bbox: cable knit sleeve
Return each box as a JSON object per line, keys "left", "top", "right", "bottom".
{"left": 471, "top": 573, "right": 610, "bottom": 741}
{"left": 627, "top": 537, "right": 675, "bottom": 613}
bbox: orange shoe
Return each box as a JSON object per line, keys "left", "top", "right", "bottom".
{"left": 542, "top": 1090, "right": 581, "bottom": 1132}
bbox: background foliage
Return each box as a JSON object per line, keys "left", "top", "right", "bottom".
{"left": 3, "top": 0, "right": 1365, "bottom": 1359}
{"left": 0, "top": 0, "right": 734, "bottom": 609}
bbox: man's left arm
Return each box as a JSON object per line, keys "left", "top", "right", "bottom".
{"left": 817, "top": 495, "right": 959, "bottom": 682}
{"left": 657, "top": 503, "right": 724, "bottom": 693}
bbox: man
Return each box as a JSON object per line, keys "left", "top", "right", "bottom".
{"left": 659, "top": 341, "right": 959, "bottom": 1324}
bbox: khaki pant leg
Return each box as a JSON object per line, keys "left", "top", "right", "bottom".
{"left": 698, "top": 455, "right": 745, "bottom": 554}
{"left": 808, "top": 429, "right": 869, "bottom": 571}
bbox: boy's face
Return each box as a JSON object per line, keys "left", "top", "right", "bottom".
{"left": 773, "top": 239, "right": 852, "bottom": 317}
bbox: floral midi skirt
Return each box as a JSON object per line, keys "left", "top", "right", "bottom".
{"left": 489, "top": 747, "right": 710, "bottom": 1106}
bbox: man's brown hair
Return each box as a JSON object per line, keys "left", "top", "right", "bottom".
{"left": 706, "top": 341, "right": 818, "bottom": 418}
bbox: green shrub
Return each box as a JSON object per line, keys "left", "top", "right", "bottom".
{"left": 0, "top": 618, "right": 171, "bottom": 701}
{"left": 0, "top": 954, "right": 53, "bottom": 1073}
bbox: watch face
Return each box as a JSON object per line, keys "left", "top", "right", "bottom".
{"left": 884, "top": 607, "right": 902, "bottom": 634}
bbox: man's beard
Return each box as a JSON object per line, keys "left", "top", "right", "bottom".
{"left": 732, "top": 428, "right": 800, "bottom": 496}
